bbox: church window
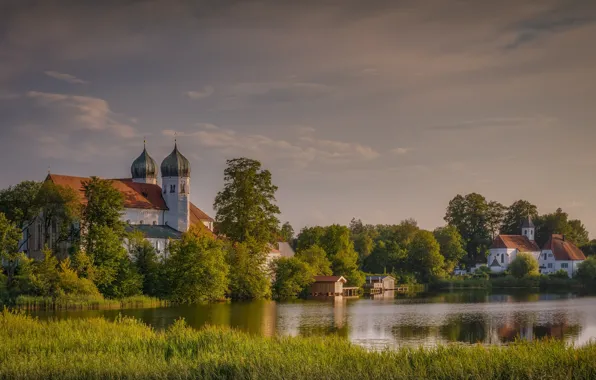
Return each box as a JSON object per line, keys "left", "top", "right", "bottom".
{"left": 37, "top": 223, "right": 42, "bottom": 250}
{"left": 170, "top": 184, "right": 175, "bottom": 193}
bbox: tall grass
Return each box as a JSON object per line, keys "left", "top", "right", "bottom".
{"left": 13, "top": 294, "right": 166, "bottom": 310}
{"left": 1, "top": 310, "right": 595, "bottom": 379}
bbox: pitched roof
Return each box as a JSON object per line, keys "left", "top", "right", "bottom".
{"left": 125, "top": 224, "right": 183, "bottom": 240}
{"left": 366, "top": 275, "right": 394, "bottom": 281}
{"left": 491, "top": 235, "right": 540, "bottom": 252}
{"left": 521, "top": 215, "right": 535, "bottom": 228}
{"left": 313, "top": 276, "right": 347, "bottom": 283}
{"left": 48, "top": 174, "right": 167, "bottom": 210}
{"left": 277, "top": 242, "right": 295, "bottom": 258}
{"left": 47, "top": 174, "right": 213, "bottom": 222}
{"left": 543, "top": 234, "right": 586, "bottom": 261}
{"left": 190, "top": 202, "right": 214, "bottom": 223}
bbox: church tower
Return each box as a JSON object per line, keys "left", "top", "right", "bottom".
{"left": 521, "top": 214, "right": 535, "bottom": 241}
{"left": 160, "top": 143, "right": 191, "bottom": 232}
{"left": 131, "top": 142, "right": 157, "bottom": 185}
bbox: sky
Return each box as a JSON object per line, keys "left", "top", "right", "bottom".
{"left": 1, "top": 0, "right": 596, "bottom": 235}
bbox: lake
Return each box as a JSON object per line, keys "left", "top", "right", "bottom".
{"left": 30, "top": 291, "right": 596, "bottom": 350}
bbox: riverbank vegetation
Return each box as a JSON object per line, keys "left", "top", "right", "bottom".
{"left": 1, "top": 310, "right": 595, "bottom": 379}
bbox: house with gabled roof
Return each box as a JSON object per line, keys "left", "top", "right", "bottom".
{"left": 538, "top": 234, "right": 586, "bottom": 277}
{"left": 487, "top": 215, "right": 541, "bottom": 273}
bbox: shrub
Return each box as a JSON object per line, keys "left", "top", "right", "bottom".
{"left": 509, "top": 253, "right": 539, "bottom": 278}
{"left": 272, "top": 257, "right": 314, "bottom": 299}
{"left": 549, "top": 269, "right": 570, "bottom": 279}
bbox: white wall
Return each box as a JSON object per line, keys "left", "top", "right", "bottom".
{"left": 162, "top": 176, "right": 190, "bottom": 232}
{"left": 539, "top": 250, "right": 583, "bottom": 277}
{"left": 123, "top": 208, "right": 163, "bottom": 225}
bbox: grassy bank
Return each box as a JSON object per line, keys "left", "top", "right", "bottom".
{"left": 1, "top": 311, "right": 595, "bottom": 379}
{"left": 9, "top": 295, "right": 167, "bottom": 310}
{"left": 433, "top": 276, "right": 583, "bottom": 291}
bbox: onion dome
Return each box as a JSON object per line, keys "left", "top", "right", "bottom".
{"left": 160, "top": 143, "right": 191, "bottom": 177}
{"left": 131, "top": 144, "right": 157, "bottom": 180}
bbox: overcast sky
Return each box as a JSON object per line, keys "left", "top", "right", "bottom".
{"left": 1, "top": 0, "right": 596, "bottom": 234}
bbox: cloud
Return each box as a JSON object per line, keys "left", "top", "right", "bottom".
{"left": 163, "top": 124, "right": 379, "bottom": 168}
{"left": 391, "top": 147, "right": 411, "bottom": 155}
{"left": 26, "top": 91, "right": 135, "bottom": 138}
{"left": 427, "top": 116, "right": 557, "bottom": 133}
{"left": 44, "top": 71, "right": 88, "bottom": 84}
{"left": 186, "top": 86, "right": 214, "bottom": 100}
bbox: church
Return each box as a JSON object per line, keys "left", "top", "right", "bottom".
{"left": 487, "top": 215, "right": 586, "bottom": 278}
{"left": 25, "top": 143, "right": 214, "bottom": 259}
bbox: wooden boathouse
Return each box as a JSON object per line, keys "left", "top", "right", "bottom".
{"left": 309, "top": 276, "right": 347, "bottom": 297}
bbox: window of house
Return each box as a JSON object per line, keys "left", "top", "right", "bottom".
{"left": 501, "top": 254, "right": 504, "bottom": 263}
{"left": 561, "top": 263, "right": 569, "bottom": 269}
{"left": 170, "top": 184, "right": 175, "bottom": 193}
{"left": 548, "top": 263, "right": 553, "bottom": 268}
{"left": 163, "top": 187, "right": 166, "bottom": 194}
{"left": 548, "top": 253, "right": 553, "bottom": 257}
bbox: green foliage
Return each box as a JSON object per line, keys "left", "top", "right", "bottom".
{"left": 272, "top": 257, "right": 314, "bottom": 299}
{"left": 349, "top": 218, "right": 375, "bottom": 262}
{"left": 295, "top": 245, "right": 332, "bottom": 276}
{"left": 500, "top": 200, "right": 538, "bottom": 235}
{"left": 549, "top": 269, "right": 570, "bottom": 279}
{"left": 87, "top": 225, "right": 128, "bottom": 294}
{"left": 165, "top": 233, "right": 229, "bottom": 303}
{"left": 407, "top": 230, "right": 445, "bottom": 283}
{"left": 444, "top": 193, "right": 496, "bottom": 265}
{"left": 3, "top": 311, "right": 596, "bottom": 379}
{"left": 297, "top": 224, "right": 363, "bottom": 286}
{"left": 0, "top": 181, "right": 42, "bottom": 251}
{"left": 227, "top": 241, "right": 271, "bottom": 300}
{"left": 433, "top": 225, "right": 466, "bottom": 273}
{"left": 279, "top": 222, "right": 294, "bottom": 243}
{"left": 128, "top": 231, "right": 163, "bottom": 296}
{"left": 509, "top": 253, "right": 539, "bottom": 278}
{"left": 576, "top": 257, "right": 596, "bottom": 286}
{"left": 535, "top": 208, "right": 589, "bottom": 247}
{"left": 35, "top": 181, "right": 80, "bottom": 252}
{"left": 214, "top": 158, "right": 280, "bottom": 246}
{"left": 0, "top": 212, "right": 22, "bottom": 284}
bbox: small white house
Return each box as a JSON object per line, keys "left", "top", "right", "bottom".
{"left": 539, "top": 234, "right": 585, "bottom": 277}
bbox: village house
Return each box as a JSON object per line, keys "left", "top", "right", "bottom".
{"left": 487, "top": 216, "right": 586, "bottom": 277}
{"left": 309, "top": 276, "right": 347, "bottom": 297}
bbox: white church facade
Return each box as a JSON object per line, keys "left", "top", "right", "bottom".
{"left": 25, "top": 143, "right": 214, "bottom": 259}
{"left": 487, "top": 216, "right": 585, "bottom": 278}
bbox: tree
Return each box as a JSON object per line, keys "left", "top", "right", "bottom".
{"left": 0, "top": 181, "right": 42, "bottom": 251}
{"left": 213, "top": 158, "right": 280, "bottom": 247}
{"left": 0, "top": 212, "right": 22, "bottom": 285}
{"left": 407, "top": 230, "right": 445, "bottom": 283}
{"left": 128, "top": 231, "right": 162, "bottom": 296}
{"left": 279, "top": 222, "right": 295, "bottom": 243}
{"left": 433, "top": 226, "right": 466, "bottom": 273}
{"left": 272, "top": 257, "right": 314, "bottom": 299}
{"left": 165, "top": 233, "right": 229, "bottom": 303}
{"left": 576, "top": 257, "right": 596, "bottom": 287}
{"left": 296, "top": 245, "right": 332, "bottom": 276}
{"left": 81, "top": 177, "right": 125, "bottom": 251}
{"left": 486, "top": 201, "right": 506, "bottom": 239}
{"left": 500, "top": 200, "right": 538, "bottom": 235}
{"left": 509, "top": 253, "right": 539, "bottom": 278}
{"left": 227, "top": 241, "right": 271, "bottom": 300}
{"left": 35, "top": 181, "right": 79, "bottom": 254}
{"left": 535, "top": 208, "right": 589, "bottom": 247}
{"left": 349, "top": 218, "right": 375, "bottom": 263}
{"left": 297, "top": 225, "right": 363, "bottom": 286}
{"left": 444, "top": 193, "right": 492, "bottom": 266}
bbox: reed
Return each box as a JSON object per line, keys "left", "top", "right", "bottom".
{"left": 12, "top": 294, "right": 167, "bottom": 310}
{"left": 1, "top": 310, "right": 595, "bottom": 379}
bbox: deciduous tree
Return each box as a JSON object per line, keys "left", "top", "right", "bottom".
{"left": 509, "top": 253, "right": 539, "bottom": 278}
{"left": 272, "top": 257, "right": 314, "bottom": 299}
{"left": 500, "top": 200, "right": 538, "bottom": 235}
{"left": 433, "top": 225, "right": 466, "bottom": 273}
{"left": 295, "top": 245, "right": 332, "bottom": 276}
{"left": 214, "top": 158, "right": 280, "bottom": 247}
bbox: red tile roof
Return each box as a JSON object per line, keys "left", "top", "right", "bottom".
{"left": 313, "top": 276, "right": 347, "bottom": 283}
{"left": 543, "top": 235, "right": 586, "bottom": 261}
{"left": 190, "top": 202, "right": 214, "bottom": 223}
{"left": 491, "top": 235, "right": 540, "bottom": 252}
{"left": 47, "top": 174, "right": 213, "bottom": 222}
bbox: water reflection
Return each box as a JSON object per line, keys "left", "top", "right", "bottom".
{"left": 30, "top": 291, "right": 596, "bottom": 349}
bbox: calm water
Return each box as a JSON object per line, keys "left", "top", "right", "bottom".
{"left": 31, "top": 291, "right": 596, "bottom": 350}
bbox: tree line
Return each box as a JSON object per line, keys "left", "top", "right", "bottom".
{"left": 2, "top": 160, "right": 595, "bottom": 303}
